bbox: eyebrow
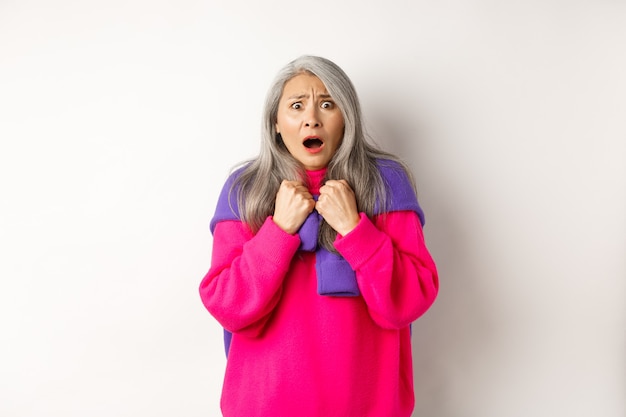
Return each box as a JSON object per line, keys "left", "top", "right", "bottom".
{"left": 287, "top": 93, "right": 332, "bottom": 100}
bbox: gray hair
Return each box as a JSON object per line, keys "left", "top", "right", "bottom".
{"left": 231, "top": 55, "right": 413, "bottom": 251}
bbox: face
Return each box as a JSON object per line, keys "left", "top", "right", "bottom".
{"left": 275, "top": 73, "right": 345, "bottom": 171}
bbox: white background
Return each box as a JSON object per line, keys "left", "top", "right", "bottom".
{"left": 1, "top": 1, "right": 624, "bottom": 416}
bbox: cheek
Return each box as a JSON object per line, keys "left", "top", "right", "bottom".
{"left": 332, "top": 118, "right": 346, "bottom": 139}
{"left": 331, "top": 112, "right": 345, "bottom": 132}
{"left": 277, "top": 115, "right": 298, "bottom": 134}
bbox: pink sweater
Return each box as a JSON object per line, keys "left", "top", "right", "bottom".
{"left": 199, "top": 169, "right": 439, "bottom": 417}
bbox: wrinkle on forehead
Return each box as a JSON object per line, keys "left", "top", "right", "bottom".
{"left": 282, "top": 73, "right": 331, "bottom": 100}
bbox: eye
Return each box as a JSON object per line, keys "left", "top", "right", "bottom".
{"left": 321, "top": 101, "right": 334, "bottom": 109}
{"left": 290, "top": 102, "right": 302, "bottom": 110}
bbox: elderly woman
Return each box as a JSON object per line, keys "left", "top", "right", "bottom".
{"left": 199, "top": 55, "right": 438, "bottom": 417}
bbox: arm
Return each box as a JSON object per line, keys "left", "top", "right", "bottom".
{"left": 334, "top": 211, "right": 439, "bottom": 329}
{"left": 199, "top": 217, "right": 301, "bottom": 337}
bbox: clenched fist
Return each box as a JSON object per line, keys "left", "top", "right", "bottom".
{"left": 273, "top": 180, "right": 316, "bottom": 234}
{"left": 315, "top": 180, "right": 360, "bottom": 236}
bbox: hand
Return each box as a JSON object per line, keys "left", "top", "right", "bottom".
{"left": 315, "top": 180, "right": 360, "bottom": 236}
{"left": 273, "top": 180, "right": 316, "bottom": 234}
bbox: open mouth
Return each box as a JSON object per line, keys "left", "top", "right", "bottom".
{"left": 303, "top": 137, "right": 324, "bottom": 149}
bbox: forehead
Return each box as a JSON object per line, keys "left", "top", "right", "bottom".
{"left": 281, "top": 73, "right": 329, "bottom": 97}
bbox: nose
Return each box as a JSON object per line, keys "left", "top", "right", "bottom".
{"left": 304, "top": 106, "right": 321, "bottom": 128}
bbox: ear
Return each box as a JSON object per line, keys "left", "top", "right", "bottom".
{"left": 275, "top": 123, "right": 280, "bottom": 134}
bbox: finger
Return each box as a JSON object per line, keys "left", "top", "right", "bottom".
{"left": 279, "top": 181, "right": 312, "bottom": 198}
{"left": 320, "top": 179, "right": 352, "bottom": 192}
{"left": 337, "top": 179, "right": 352, "bottom": 190}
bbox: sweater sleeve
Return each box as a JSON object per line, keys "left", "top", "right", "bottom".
{"left": 199, "top": 216, "right": 301, "bottom": 337}
{"left": 334, "top": 211, "right": 439, "bottom": 329}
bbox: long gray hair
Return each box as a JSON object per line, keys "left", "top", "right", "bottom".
{"left": 231, "top": 55, "right": 414, "bottom": 251}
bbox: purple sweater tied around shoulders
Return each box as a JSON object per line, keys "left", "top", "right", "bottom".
{"left": 210, "top": 160, "right": 425, "bottom": 355}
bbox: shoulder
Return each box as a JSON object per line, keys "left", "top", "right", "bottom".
{"left": 210, "top": 163, "right": 252, "bottom": 233}
{"left": 225, "top": 163, "right": 252, "bottom": 186}
{"left": 374, "top": 158, "right": 412, "bottom": 187}
{"left": 220, "top": 161, "right": 257, "bottom": 199}
{"left": 374, "top": 158, "right": 425, "bottom": 225}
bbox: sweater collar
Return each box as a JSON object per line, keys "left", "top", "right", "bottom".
{"left": 306, "top": 167, "right": 327, "bottom": 195}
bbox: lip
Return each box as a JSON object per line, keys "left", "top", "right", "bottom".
{"left": 302, "top": 136, "right": 325, "bottom": 154}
